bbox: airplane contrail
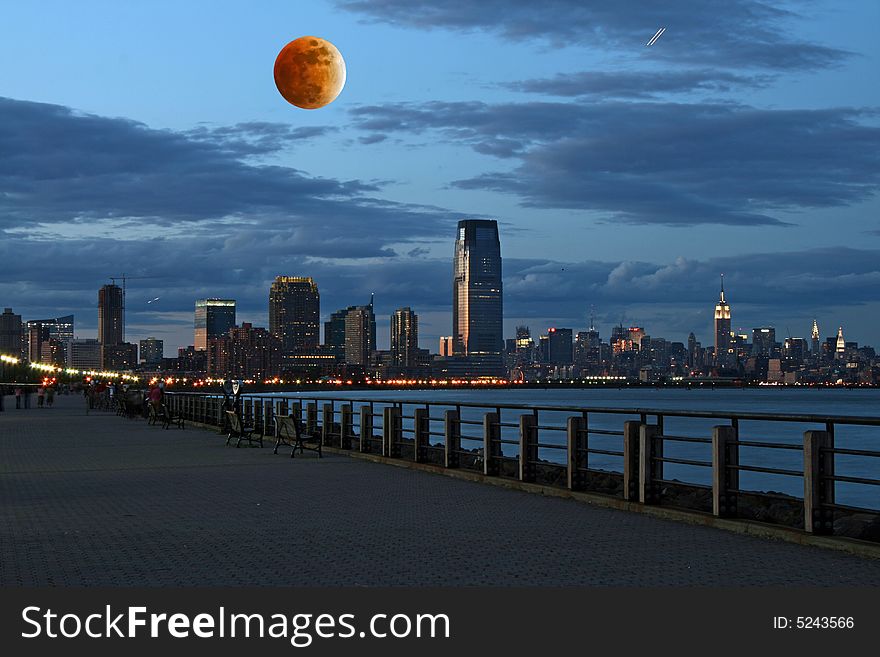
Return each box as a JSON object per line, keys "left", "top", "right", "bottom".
{"left": 646, "top": 27, "right": 666, "bottom": 46}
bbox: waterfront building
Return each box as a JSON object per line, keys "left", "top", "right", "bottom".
{"left": 67, "top": 338, "right": 101, "bottom": 370}
{"left": 344, "top": 301, "right": 375, "bottom": 366}
{"left": 194, "top": 299, "right": 236, "bottom": 351}
{"left": 323, "top": 309, "right": 348, "bottom": 359}
{"left": 390, "top": 307, "right": 419, "bottom": 368}
{"left": 452, "top": 219, "right": 504, "bottom": 375}
{"left": 268, "top": 277, "right": 320, "bottom": 357}
{"left": 714, "top": 275, "right": 733, "bottom": 367}
{"left": 439, "top": 336, "right": 454, "bottom": 357}
{"left": 139, "top": 337, "right": 164, "bottom": 366}
{"left": 102, "top": 342, "right": 138, "bottom": 371}
{"left": 27, "top": 315, "right": 74, "bottom": 364}
{"left": 0, "top": 308, "right": 24, "bottom": 360}
{"left": 207, "top": 323, "right": 280, "bottom": 379}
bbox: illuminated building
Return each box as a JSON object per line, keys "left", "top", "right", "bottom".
{"left": 452, "top": 219, "right": 504, "bottom": 375}
{"left": 439, "top": 336, "right": 454, "bottom": 357}
{"left": 714, "top": 275, "right": 733, "bottom": 367}
{"left": 323, "top": 309, "right": 348, "bottom": 359}
{"left": 194, "top": 299, "right": 236, "bottom": 351}
{"left": 268, "top": 277, "right": 320, "bottom": 357}
{"left": 207, "top": 323, "right": 280, "bottom": 379}
{"left": 139, "top": 337, "right": 164, "bottom": 365}
{"left": 811, "top": 319, "right": 820, "bottom": 356}
{"left": 67, "top": 339, "right": 101, "bottom": 370}
{"left": 344, "top": 301, "right": 375, "bottom": 366}
{"left": 390, "top": 307, "right": 419, "bottom": 368}
{"left": 836, "top": 327, "right": 846, "bottom": 358}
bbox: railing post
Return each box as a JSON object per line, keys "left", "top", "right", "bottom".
{"left": 414, "top": 408, "right": 428, "bottom": 463}
{"left": 360, "top": 406, "right": 373, "bottom": 453}
{"left": 444, "top": 410, "right": 460, "bottom": 468}
{"left": 712, "top": 425, "right": 739, "bottom": 517}
{"left": 383, "top": 406, "right": 401, "bottom": 457}
{"left": 519, "top": 414, "right": 538, "bottom": 482}
{"left": 322, "top": 403, "right": 334, "bottom": 447}
{"left": 263, "top": 400, "right": 273, "bottom": 436}
{"left": 243, "top": 399, "right": 252, "bottom": 427}
{"left": 623, "top": 420, "right": 640, "bottom": 501}
{"left": 567, "top": 416, "right": 587, "bottom": 490}
{"left": 341, "top": 404, "right": 353, "bottom": 450}
{"left": 279, "top": 399, "right": 289, "bottom": 418}
{"left": 483, "top": 412, "right": 500, "bottom": 476}
{"left": 804, "top": 430, "right": 835, "bottom": 534}
{"left": 306, "top": 402, "right": 317, "bottom": 435}
{"left": 639, "top": 424, "right": 661, "bottom": 504}
{"left": 289, "top": 400, "right": 301, "bottom": 423}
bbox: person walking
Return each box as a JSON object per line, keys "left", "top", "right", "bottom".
{"left": 37, "top": 386, "right": 45, "bottom": 408}
{"left": 15, "top": 386, "right": 22, "bottom": 409}
{"left": 46, "top": 386, "right": 55, "bottom": 408}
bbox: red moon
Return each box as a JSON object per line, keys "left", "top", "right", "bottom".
{"left": 274, "top": 36, "right": 346, "bottom": 110}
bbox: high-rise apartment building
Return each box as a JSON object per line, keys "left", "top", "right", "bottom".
{"left": 390, "top": 307, "right": 418, "bottom": 368}
{"left": 452, "top": 219, "right": 503, "bottom": 372}
{"left": 194, "top": 299, "right": 236, "bottom": 351}
{"left": 99, "top": 284, "right": 125, "bottom": 346}
{"left": 139, "top": 337, "right": 164, "bottom": 365}
{"left": 324, "top": 309, "right": 348, "bottom": 359}
{"left": 344, "top": 302, "right": 375, "bottom": 366}
{"left": 268, "top": 277, "right": 320, "bottom": 356}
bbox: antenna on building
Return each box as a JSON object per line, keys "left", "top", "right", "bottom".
{"left": 589, "top": 305, "right": 595, "bottom": 331}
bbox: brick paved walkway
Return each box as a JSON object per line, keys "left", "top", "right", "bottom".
{"left": 1, "top": 395, "right": 879, "bottom": 586}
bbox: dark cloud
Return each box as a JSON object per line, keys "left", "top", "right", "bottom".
{"left": 506, "top": 70, "right": 771, "bottom": 99}
{"left": 0, "top": 97, "right": 455, "bottom": 242}
{"left": 351, "top": 100, "right": 880, "bottom": 226}
{"left": 185, "top": 122, "right": 339, "bottom": 156}
{"left": 358, "top": 133, "right": 388, "bottom": 145}
{"left": 336, "top": 0, "right": 850, "bottom": 71}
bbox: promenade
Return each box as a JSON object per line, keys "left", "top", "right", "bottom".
{"left": 2, "top": 395, "right": 879, "bottom": 587}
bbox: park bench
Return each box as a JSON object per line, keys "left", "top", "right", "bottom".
{"left": 273, "top": 414, "right": 322, "bottom": 458}
{"left": 158, "top": 403, "right": 184, "bottom": 430}
{"left": 225, "top": 409, "right": 262, "bottom": 448}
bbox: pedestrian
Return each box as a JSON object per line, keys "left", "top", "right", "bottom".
{"left": 37, "top": 386, "right": 45, "bottom": 408}
{"left": 46, "top": 386, "right": 55, "bottom": 407}
{"left": 15, "top": 386, "right": 22, "bottom": 409}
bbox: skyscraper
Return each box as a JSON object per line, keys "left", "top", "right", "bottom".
{"left": 390, "top": 307, "right": 418, "bottom": 368}
{"left": 344, "top": 303, "right": 374, "bottom": 366}
{"left": 714, "top": 275, "right": 732, "bottom": 367}
{"left": 811, "top": 319, "right": 820, "bottom": 355}
{"left": 268, "top": 277, "right": 320, "bottom": 356}
{"left": 26, "top": 315, "right": 74, "bottom": 364}
{"left": 547, "top": 328, "right": 573, "bottom": 365}
{"left": 98, "top": 284, "right": 125, "bottom": 346}
{"left": 194, "top": 299, "right": 236, "bottom": 351}
{"left": 0, "top": 308, "right": 23, "bottom": 359}
{"left": 452, "top": 219, "right": 503, "bottom": 372}
{"left": 836, "top": 327, "right": 846, "bottom": 358}
{"left": 324, "top": 309, "right": 348, "bottom": 359}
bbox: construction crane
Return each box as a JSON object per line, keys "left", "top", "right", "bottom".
{"left": 108, "top": 274, "right": 160, "bottom": 341}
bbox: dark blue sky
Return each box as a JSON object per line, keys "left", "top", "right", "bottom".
{"left": 1, "top": 0, "right": 878, "bottom": 351}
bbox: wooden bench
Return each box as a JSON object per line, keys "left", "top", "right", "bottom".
{"left": 226, "top": 410, "right": 262, "bottom": 448}
{"left": 158, "top": 403, "right": 184, "bottom": 430}
{"left": 274, "top": 415, "right": 322, "bottom": 458}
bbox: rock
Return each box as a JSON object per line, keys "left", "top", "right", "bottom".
{"left": 834, "top": 513, "right": 880, "bottom": 541}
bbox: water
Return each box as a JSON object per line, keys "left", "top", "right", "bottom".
{"left": 247, "top": 387, "right": 880, "bottom": 510}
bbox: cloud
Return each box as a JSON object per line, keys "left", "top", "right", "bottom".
{"left": 358, "top": 133, "right": 388, "bottom": 145}
{"left": 506, "top": 70, "right": 771, "bottom": 99}
{"left": 351, "top": 100, "right": 880, "bottom": 226}
{"left": 335, "top": 0, "right": 850, "bottom": 71}
{"left": 0, "top": 96, "right": 456, "bottom": 243}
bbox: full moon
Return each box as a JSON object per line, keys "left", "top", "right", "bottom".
{"left": 274, "top": 36, "right": 346, "bottom": 110}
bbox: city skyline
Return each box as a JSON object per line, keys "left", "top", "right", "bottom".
{"left": 1, "top": 1, "right": 878, "bottom": 351}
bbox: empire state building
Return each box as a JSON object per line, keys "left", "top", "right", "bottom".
{"left": 714, "top": 275, "right": 733, "bottom": 367}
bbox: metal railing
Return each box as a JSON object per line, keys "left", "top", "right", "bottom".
{"left": 165, "top": 392, "right": 880, "bottom": 537}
